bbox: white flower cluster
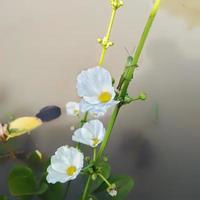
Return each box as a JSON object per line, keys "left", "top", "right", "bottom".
{"left": 66, "top": 66, "right": 118, "bottom": 118}
{"left": 47, "top": 66, "right": 118, "bottom": 190}
{"left": 46, "top": 119, "right": 105, "bottom": 184}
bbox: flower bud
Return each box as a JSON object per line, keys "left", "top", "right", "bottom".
{"left": 85, "top": 156, "right": 91, "bottom": 162}
{"left": 92, "top": 173, "right": 97, "bottom": 180}
{"left": 35, "top": 150, "right": 43, "bottom": 160}
{"left": 103, "top": 156, "right": 108, "bottom": 162}
{"left": 139, "top": 92, "right": 147, "bottom": 101}
{"left": 107, "top": 183, "right": 117, "bottom": 197}
{"left": 97, "top": 38, "right": 102, "bottom": 44}
{"left": 119, "top": 0, "right": 124, "bottom": 7}
{"left": 107, "top": 41, "right": 114, "bottom": 48}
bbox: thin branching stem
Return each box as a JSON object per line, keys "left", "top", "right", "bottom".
{"left": 80, "top": 1, "right": 122, "bottom": 199}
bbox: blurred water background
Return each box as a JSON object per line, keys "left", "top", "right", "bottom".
{"left": 0, "top": 0, "right": 200, "bottom": 199}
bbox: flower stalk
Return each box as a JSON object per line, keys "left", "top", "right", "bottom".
{"left": 81, "top": 176, "right": 92, "bottom": 200}
{"left": 98, "top": 0, "right": 123, "bottom": 66}
{"left": 80, "top": 2, "right": 122, "bottom": 200}
{"left": 93, "top": 147, "right": 97, "bottom": 161}
{"left": 68, "top": 1, "right": 160, "bottom": 199}
{"left": 96, "top": 0, "right": 161, "bottom": 161}
{"left": 97, "top": 173, "right": 112, "bottom": 187}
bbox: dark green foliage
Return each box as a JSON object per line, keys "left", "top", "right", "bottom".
{"left": 39, "top": 183, "right": 65, "bottom": 200}
{"left": 8, "top": 165, "right": 48, "bottom": 197}
{"left": 0, "top": 196, "right": 9, "bottom": 200}
{"left": 91, "top": 161, "right": 111, "bottom": 192}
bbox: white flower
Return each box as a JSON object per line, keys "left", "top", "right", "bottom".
{"left": 89, "top": 108, "right": 106, "bottom": 118}
{"left": 107, "top": 188, "right": 117, "bottom": 197}
{"left": 76, "top": 67, "right": 118, "bottom": 115}
{"left": 46, "top": 146, "right": 84, "bottom": 184}
{"left": 107, "top": 184, "right": 118, "bottom": 197}
{"left": 72, "top": 120, "right": 105, "bottom": 148}
{"left": 66, "top": 102, "right": 80, "bottom": 116}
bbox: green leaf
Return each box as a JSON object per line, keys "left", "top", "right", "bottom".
{"left": 0, "top": 196, "right": 9, "bottom": 200}
{"left": 91, "top": 161, "right": 111, "bottom": 193}
{"left": 36, "top": 183, "right": 49, "bottom": 195}
{"left": 8, "top": 165, "right": 48, "bottom": 197}
{"left": 38, "top": 172, "right": 65, "bottom": 200}
{"left": 39, "top": 183, "right": 65, "bottom": 200}
{"left": 8, "top": 165, "right": 37, "bottom": 196}
{"left": 94, "top": 175, "right": 135, "bottom": 200}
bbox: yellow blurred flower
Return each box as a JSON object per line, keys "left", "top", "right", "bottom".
{"left": 7, "top": 117, "right": 43, "bottom": 139}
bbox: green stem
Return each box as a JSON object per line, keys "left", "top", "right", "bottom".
{"left": 97, "top": 173, "right": 112, "bottom": 187}
{"left": 77, "top": 112, "right": 89, "bottom": 149}
{"left": 80, "top": 3, "right": 121, "bottom": 200}
{"left": 132, "top": 0, "right": 160, "bottom": 65}
{"left": 81, "top": 175, "right": 92, "bottom": 200}
{"left": 81, "top": 163, "right": 94, "bottom": 173}
{"left": 98, "top": 8, "right": 117, "bottom": 66}
{"left": 63, "top": 181, "right": 71, "bottom": 200}
{"left": 93, "top": 147, "right": 97, "bottom": 161}
{"left": 80, "top": 0, "right": 160, "bottom": 198}
{"left": 80, "top": 112, "right": 89, "bottom": 127}
{"left": 96, "top": 105, "right": 120, "bottom": 161}
{"left": 96, "top": 0, "right": 161, "bottom": 161}
{"left": 80, "top": 147, "right": 97, "bottom": 199}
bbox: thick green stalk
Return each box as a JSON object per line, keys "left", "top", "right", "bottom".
{"left": 96, "top": 105, "right": 120, "bottom": 160}
{"left": 132, "top": 0, "right": 160, "bottom": 65}
{"left": 96, "top": 0, "right": 161, "bottom": 161}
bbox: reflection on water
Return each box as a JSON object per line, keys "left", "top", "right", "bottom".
{"left": 121, "top": 133, "right": 154, "bottom": 170}
{"left": 161, "top": 0, "right": 200, "bottom": 28}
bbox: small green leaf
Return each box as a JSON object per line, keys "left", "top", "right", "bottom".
{"left": 8, "top": 165, "right": 48, "bottom": 197}
{"left": 91, "top": 161, "right": 111, "bottom": 192}
{"left": 94, "top": 175, "right": 135, "bottom": 200}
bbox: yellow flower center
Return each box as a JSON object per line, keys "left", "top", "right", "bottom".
{"left": 98, "top": 91, "right": 112, "bottom": 103}
{"left": 73, "top": 109, "right": 79, "bottom": 115}
{"left": 92, "top": 137, "right": 99, "bottom": 146}
{"left": 66, "top": 166, "right": 77, "bottom": 176}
